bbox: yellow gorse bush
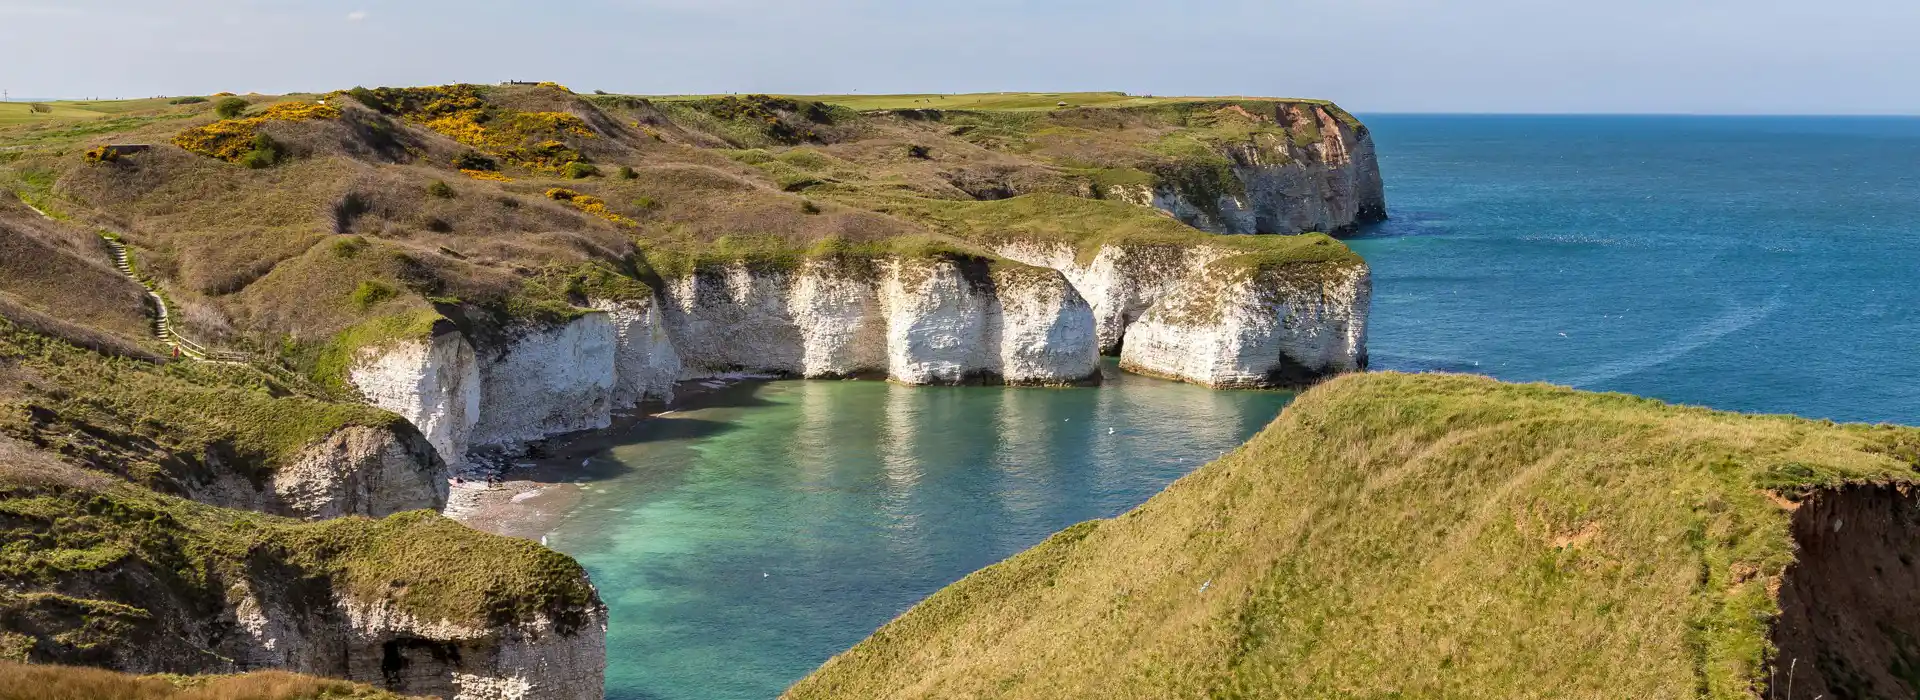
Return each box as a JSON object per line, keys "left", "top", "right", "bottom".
{"left": 545, "top": 188, "right": 636, "bottom": 228}
{"left": 341, "top": 84, "right": 596, "bottom": 173}
{"left": 462, "top": 169, "right": 513, "bottom": 182}
{"left": 171, "top": 101, "right": 342, "bottom": 162}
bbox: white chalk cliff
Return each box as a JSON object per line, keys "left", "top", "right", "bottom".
{"left": 228, "top": 574, "right": 607, "bottom": 700}
{"left": 658, "top": 256, "right": 1098, "bottom": 386}
{"left": 1118, "top": 258, "right": 1369, "bottom": 388}
{"left": 349, "top": 243, "right": 1365, "bottom": 471}
{"left": 347, "top": 257, "right": 1100, "bottom": 468}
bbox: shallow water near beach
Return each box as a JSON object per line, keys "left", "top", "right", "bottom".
{"left": 548, "top": 115, "right": 1920, "bottom": 699}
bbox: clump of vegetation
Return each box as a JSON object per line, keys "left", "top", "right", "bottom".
{"left": 236, "top": 133, "right": 286, "bottom": 169}
{"left": 562, "top": 161, "right": 599, "bottom": 179}
{"left": 617, "top": 165, "right": 637, "bottom": 179}
{"left": 167, "top": 96, "right": 208, "bottom": 105}
{"left": 631, "top": 195, "right": 660, "bottom": 211}
{"left": 212, "top": 97, "right": 249, "bottom": 118}
{"left": 81, "top": 146, "right": 120, "bottom": 165}
{"left": 800, "top": 199, "right": 823, "bottom": 215}
{"left": 544, "top": 187, "right": 635, "bottom": 227}
{"left": 452, "top": 151, "right": 497, "bottom": 171}
{"left": 330, "top": 236, "right": 368, "bottom": 258}
{"left": 170, "top": 101, "right": 339, "bottom": 163}
{"left": 426, "top": 179, "right": 455, "bottom": 198}
{"left": 907, "top": 144, "right": 931, "bottom": 159}
{"left": 349, "top": 280, "right": 397, "bottom": 309}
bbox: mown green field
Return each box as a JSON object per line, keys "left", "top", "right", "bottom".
{"left": 0, "top": 101, "right": 110, "bottom": 126}
{"left": 0, "top": 97, "right": 195, "bottom": 124}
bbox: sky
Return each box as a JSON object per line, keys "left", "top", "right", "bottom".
{"left": 4, "top": 0, "right": 1919, "bottom": 114}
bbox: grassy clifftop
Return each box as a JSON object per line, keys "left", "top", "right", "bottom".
{"left": 788, "top": 373, "right": 1920, "bottom": 699}
{"left": 0, "top": 438, "right": 596, "bottom": 669}
{"left": 0, "top": 85, "right": 1368, "bottom": 381}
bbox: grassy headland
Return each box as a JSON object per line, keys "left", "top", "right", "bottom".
{"left": 0, "top": 85, "right": 1369, "bottom": 385}
{"left": 788, "top": 372, "right": 1920, "bottom": 699}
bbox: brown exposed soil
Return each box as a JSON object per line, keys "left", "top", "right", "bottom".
{"left": 1771, "top": 484, "right": 1920, "bottom": 700}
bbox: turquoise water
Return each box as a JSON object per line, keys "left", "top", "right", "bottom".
{"left": 555, "top": 116, "right": 1920, "bottom": 699}
{"left": 553, "top": 368, "right": 1293, "bottom": 700}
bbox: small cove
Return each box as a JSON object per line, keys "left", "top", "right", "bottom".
{"left": 542, "top": 365, "right": 1293, "bottom": 700}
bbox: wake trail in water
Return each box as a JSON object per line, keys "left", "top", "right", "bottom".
{"left": 1562, "top": 293, "right": 1784, "bottom": 389}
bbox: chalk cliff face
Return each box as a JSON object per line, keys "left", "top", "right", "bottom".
{"left": 273, "top": 424, "right": 449, "bottom": 520}
{"left": 469, "top": 315, "right": 619, "bottom": 450}
{"left": 1119, "top": 259, "right": 1369, "bottom": 388}
{"left": 989, "top": 241, "right": 1230, "bottom": 355}
{"left": 351, "top": 244, "right": 1362, "bottom": 468}
{"left": 348, "top": 256, "right": 1100, "bottom": 467}
{"left": 350, "top": 332, "right": 482, "bottom": 471}
{"left": 232, "top": 586, "right": 608, "bottom": 700}
{"left": 658, "top": 257, "right": 1099, "bottom": 386}
{"left": 991, "top": 239, "right": 1368, "bottom": 388}
{"left": 350, "top": 303, "right": 677, "bottom": 469}
{"left": 1131, "top": 104, "right": 1387, "bottom": 235}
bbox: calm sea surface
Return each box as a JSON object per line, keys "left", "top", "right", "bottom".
{"left": 551, "top": 116, "right": 1920, "bottom": 699}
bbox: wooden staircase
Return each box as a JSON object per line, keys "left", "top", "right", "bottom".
{"left": 97, "top": 234, "right": 248, "bottom": 363}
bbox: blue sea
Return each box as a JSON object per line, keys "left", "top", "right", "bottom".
{"left": 546, "top": 115, "right": 1920, "bottom": 699}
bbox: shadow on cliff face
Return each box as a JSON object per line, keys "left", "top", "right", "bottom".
{"left": 1770, "top": 484, "right": 1920, "bottom": 700}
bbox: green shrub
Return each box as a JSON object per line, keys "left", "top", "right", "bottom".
{"left": 350, "top": 280, "right": 398, "bottom": 309}
{"left": 237, "top": 133, "right": 285, "bottom": 169}
{"left": 427, "top": 180, "right": 456, "bottom": 198}
{"left": 562, "top": 161, "right": 599, "bottom": 179}
{"left": 330, "top": 236, "right": 368, "bottom": 258}
{"left": 617, "top": 165, "right": 637, "bottom": 180}
{"left": 632, "top": 196, "right": 661, "bottom": 211}
{"left": 169, "top": 96, "right": 208, "bottom": 105}
{"left": 907, "top": 144, "right": 932, "bottom": 159}
{"left": 801, "top": 199, "right": 823, "bottom": 215}
{"left": 453, "top": 152, "right": 497, "bottom": 171}
{"left": 213, "top": 97, "right": 249, "bottom": 119}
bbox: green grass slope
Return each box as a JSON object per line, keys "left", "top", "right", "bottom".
{"left": 788, "top": 372, "right": 1920, "bottom": 700}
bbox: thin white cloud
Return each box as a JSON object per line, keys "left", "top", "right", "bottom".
{"left": 346, "top": 10, "right": 367, "bottom": 21}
